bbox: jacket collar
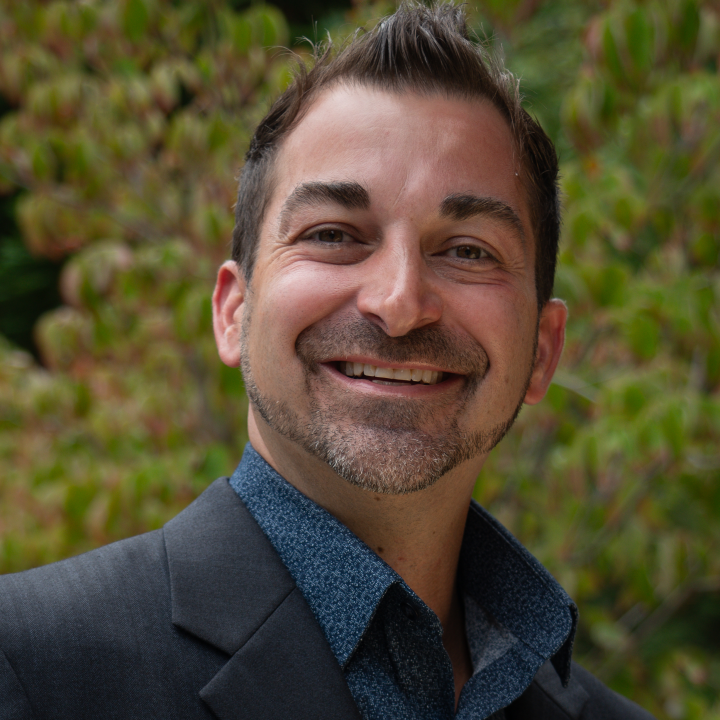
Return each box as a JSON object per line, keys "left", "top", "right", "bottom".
{"left": 163, "top": 478, "right": 362, "bottom": 720}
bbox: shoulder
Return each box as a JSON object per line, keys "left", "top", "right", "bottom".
{"left": 507, "top": 660, "right": 656, "bottom": 720}
{"left": 0, "top": 527, "right": 167, "bottom": 628}
{"left": 569, "top": 664, "right": 655, "bottom": 720}
{"left": 0, "top": 529, "right": 180, "bottom": 718}
{"left": 0, "top": 476, "right": 242, "bottom": 633}
{"left": 0, "top": 527, "right": 167, "bottom": 620}
{"left": 0, "top": 528, "right": 171, "bottom": 676}
{"left": 0, "top": 479, "right": 246, "bottom": 719}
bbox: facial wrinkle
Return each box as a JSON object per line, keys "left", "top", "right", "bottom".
{"left": 296, "top": 314, "right": 488, "bottom": 380}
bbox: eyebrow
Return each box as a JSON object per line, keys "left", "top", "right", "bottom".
{"left": 278, "top": 181, "right": 370, "bottom": 236}
{"left": 439, "top": 193, "right": 526, "bottom": 245}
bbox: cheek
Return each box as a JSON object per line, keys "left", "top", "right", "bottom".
{"left": 455, "top": 288, "right": 537, "bottom": 383}
{"left": 249, "top": 263, "right": 358, "bottom": 359}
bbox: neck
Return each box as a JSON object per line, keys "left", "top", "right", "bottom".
{"left": 248, "top": 410, "right": 480, "bottom": 704}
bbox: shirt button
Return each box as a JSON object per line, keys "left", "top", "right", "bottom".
{"left": 401, "top": 601, "right": 418, "bottom": 620}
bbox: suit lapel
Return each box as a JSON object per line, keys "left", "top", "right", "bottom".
{"left": 200, "top": 586, "right": 362, "bottom": 720}
{"left": 163, "top": 478, "right": 362, "bottom": 720}
{"left": 505, "top": 660, "right": 589, "bottom": 720}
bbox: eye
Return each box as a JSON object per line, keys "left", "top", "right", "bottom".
{"left": 308, "top": 227, "right": 350, "bottom": 244}
{"left": 447, "top": 244, "right": 491, "bottom": 260}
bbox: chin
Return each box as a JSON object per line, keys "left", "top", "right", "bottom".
{"left": 296, "top": 417, "right": 515, "bottom": 496}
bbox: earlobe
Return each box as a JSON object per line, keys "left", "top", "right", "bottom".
{"left": 212, "top": 260, "right": 247, "bottom": 368}
{"left": 523, "top": 299, "right": 568, "bottom": 406}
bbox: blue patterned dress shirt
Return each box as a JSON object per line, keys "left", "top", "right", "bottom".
{"left": 230, "top": 444, "right": 577, "bottom": 720}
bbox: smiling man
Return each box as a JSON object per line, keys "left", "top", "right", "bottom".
{"left": 208, "top": 4, "right": 654, "bottom": 719}
{"left": 0, "top": 3, "right": 655, "bottom": 720}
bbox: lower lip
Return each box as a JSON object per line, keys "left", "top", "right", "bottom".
{"left": 320, "top": 363, "right": 463, "bottom": 396}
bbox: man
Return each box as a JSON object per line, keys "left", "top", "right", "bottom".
{"left": 0, "top": 3, "right": 655, "bottom": 719}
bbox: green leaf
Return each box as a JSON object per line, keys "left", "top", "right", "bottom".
{"left": 625, "top": 8, "right": 654, "bottom": 73}
{"left": 123, "top": 0, "right": 149, "bottom": 43}
{"left": 627, "top": 312, "right": 660, "bottom": 360}
{"left": 602, "top": 19, "right": 626, "bottom": 84}
{"left": 676, "top": 0, "right": 701, "bottom": 54}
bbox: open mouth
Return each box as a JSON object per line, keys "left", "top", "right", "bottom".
{"left": 336, "top": 361, "right": 447, "bottom": 386}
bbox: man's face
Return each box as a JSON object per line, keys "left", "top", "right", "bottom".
{"left": 215, "top": 85, "right": 565, "bottom": 494}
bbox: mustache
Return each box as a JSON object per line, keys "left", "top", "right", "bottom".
{"left": 295, "top": 315, "right": 489, "bottom": 377}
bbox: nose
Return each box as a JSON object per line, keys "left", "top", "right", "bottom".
{"left": 355, "top": 235, "right": 443, "bottom": 337}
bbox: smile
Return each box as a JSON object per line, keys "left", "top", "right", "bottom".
{"left": 337, "top": 361, "right": 445, "bottom": 386}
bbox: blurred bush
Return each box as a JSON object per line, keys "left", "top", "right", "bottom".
{"left": 469, "top": 0, "right": 720, "bottom": 717}
{"left": 0, "top": 0, "right": 718, "bottom": 718}
{"left": 0, "top": 0, "right": 295, "bottom": 567}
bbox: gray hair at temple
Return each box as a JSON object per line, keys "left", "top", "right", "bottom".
{"left": 231, "top": 1, "right": 561, "bottom": 309}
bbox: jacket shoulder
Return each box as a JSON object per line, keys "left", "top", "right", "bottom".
{"left": 0, "top": 527, "right": 170, "bottom": 666}
{"left": 571, "top": 663, "right": 655, "bottom": 720}
{"left": 0, "top": 476, "right": 241, "bottom": 639}
{"left": 0, "top": 483, "right": 236, "bottom": 719}
{"left": 507, "top": 661, "right": 656, "bottom": 720}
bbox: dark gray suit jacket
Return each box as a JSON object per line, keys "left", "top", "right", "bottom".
{"left": 0, "top": 478, "right": 654, "bottom": 719}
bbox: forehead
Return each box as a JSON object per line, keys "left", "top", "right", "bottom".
{"left": 266, "top": 84, "right": 529, "bottom": 235}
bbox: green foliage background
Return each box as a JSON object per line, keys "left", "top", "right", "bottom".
{"left": 0, "top": 0, "right": 718, "bottom": 717}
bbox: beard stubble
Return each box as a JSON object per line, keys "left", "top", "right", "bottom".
{"left": 240, "top": 307, "right": 535, "bottom": 495}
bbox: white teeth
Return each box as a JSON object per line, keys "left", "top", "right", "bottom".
{"left": 340, "top": 362, "right": 445, "bottom": 385}
{"left": 374, "top": 366, "right": 395, "bottom": 379}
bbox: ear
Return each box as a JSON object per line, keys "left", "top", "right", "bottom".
{"left": 523, "top": 298, "right": 567, "bottom": 405}
{"left": 212, "top": 260, "right": 247, "bottom": 368}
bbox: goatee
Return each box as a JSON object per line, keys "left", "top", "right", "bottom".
{"left": 241, "top": 311, "right": 534, "bottom": 495}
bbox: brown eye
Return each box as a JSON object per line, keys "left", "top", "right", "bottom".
{"left": 317, "top": 229, "right": 344, "bottom": 243}
{"left": 453, "top": 245, "right": 486, "bottom": 259}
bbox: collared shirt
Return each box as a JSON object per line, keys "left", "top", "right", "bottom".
{"left": 230, "top": 444, "right": 577, "bottom": 720}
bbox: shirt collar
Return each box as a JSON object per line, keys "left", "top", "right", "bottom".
{"left": 230, "top": 443, "right": 400, "bottom": 667}
{"left": 229, "top": 443, "right": 576, "bottom": 683}
{"left": 461, "top": 501, "right": 577, "bottom": 685}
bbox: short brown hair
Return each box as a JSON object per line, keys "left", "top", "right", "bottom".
{"left": 231, "top": 1, "right": 561, "bottom": 307}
